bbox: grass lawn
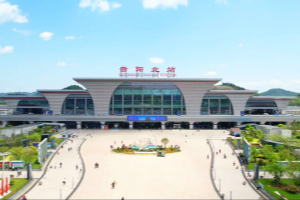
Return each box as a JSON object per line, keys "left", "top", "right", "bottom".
{"left": 231, "top": 139, "right": 243, "bottom": 148}
{"left": 56, "top": 138, "right": 64, "bottom": 146}
{"left": 257, "top": 179, "right": 300, "bottom": 200}
{"left": 0, "top": 179, "right": 29, "bottom": 200}
{"left": 247, "top": 163, "right": 265, "bottom": 170}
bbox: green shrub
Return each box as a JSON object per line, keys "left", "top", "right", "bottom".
{"left": 257, "top": 159, "right": 266, "bottom": 166}
{"left": 285, "top": 185, "right": 300, "bottom": 193}
{"left": 10, "top": 180, "right": 15, "bottom": 186}
{"left": 296, "top": 135, "right": 300, "bottom": 139}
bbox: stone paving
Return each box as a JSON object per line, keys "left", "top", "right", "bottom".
{"left": 25, "top": 137, "right": 85, "bottom": 199}
{"left": 211, "top": 139, "right": 260, "bottom": 199}
{"left": 71, "top": 130, "right": 222, "bottom": 199}
{"left": 18, "top": 129, "right": 264, "bottom": 199}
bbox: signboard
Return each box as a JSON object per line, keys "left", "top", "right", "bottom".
{"left": 48, "top": 110, "right": 53, "bottom": 115}
{"left": 127, "top": 116, "right": 167, "bottom": 121}
{"left": 119, "top": 66, "right": 176, "bottom": 77}
{"left": 38, "top": 138, "right": 48, "bottom": 163}
{"left": 240, "top": 111, "right": 245, "bottom": 116}
{"left": 0, "top": 162, "right": 11, "bottom": 168}
{"left": 11, "top": 161, "right": 24, "bottom": 168}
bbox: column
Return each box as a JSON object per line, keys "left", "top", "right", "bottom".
{"left": 28, "top": 121, "right": 34, "bottom": 124}
{"left": 129, "top": 122, "right": 133, "bottom": 129}
{"left": 189, "top": 122, "right": 194, "bottom": 130}
{"left": 161, "top": 122, "right": 166, "bottom": 130}
{"left": 237, "top": 122, "right": 242, "bottom": 126}
{"left": 213, "top": 122, "right": 218, "bottom": 130}
{"left": 76, "top": 121, "right": 81, "bottom": 129}
{"left": 0, "top": 121, "right": 7, "bottom": 128}
{"left": 100, "top": 121, "right": 105, "bottom": 130}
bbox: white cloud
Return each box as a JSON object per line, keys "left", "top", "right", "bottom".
{"left": 215, "top": 0, "right": 228, "bottom": 4}
{"left": 143, "top": 0, "right": 188, "bottom": 9}
{"left": 112, "top": 2, "right": 121, "bottom": 9}
{"left": 149, "top": 57, "right": 165, "bottom": 64}
{"left": 79, "top": 0, "right": 121, "bottom": 12}
{"left": 65, "top": 36, "right": 75, "bottom": 40}
{"left": 203, "top": 71, "right": 217, "bottom": 76}
{"left": 12, "top": 28, "right": 31, "bottom": 35}
{"left": 238, "top": 43, "right": 243, "bottom": 47}
{"left": 0, "top": 46, "right": 14, "bottom": 54}
{"left": 0, "top": 0, "right": 28, "bottom": 24}
{"left": 57, "top": 61, "right": 67, "bottom": 67}
{"left": 39, "top": 31, "right": 53, "bottom": 41}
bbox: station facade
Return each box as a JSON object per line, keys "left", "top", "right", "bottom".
{"left": 0, "top": 78, "right": 297, "bottom": 129}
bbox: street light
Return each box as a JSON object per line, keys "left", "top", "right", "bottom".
{"left": 0, "top": 152, "right": 11, "bottom": 180}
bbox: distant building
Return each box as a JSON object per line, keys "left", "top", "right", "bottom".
{"left": 256, "top": 125, "right": 291, "bottom": 137}
{"left": 286, "top": 106, "right": 300, "bottom": 115}
{"left": 0, "top": 124, "right": 38, "bottom": 138}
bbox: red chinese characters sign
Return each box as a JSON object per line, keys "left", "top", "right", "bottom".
{"left": 119, "top": 67, "right": 176, "bottom": 77}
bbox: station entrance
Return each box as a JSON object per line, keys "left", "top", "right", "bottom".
{"left": 193, "top": 122, "right": 213, "bottom": 129}
{"left": 105, "top": 122, "right": 129, "bottom": 129}
{"left": 82, "top": 121, "right": 101, "bottom": 129}
{"left": 165, "top": 122, "right": 189, "bottom": 129}
{"left": 217, "top": 122, "right": 237, "bottom": 129}
{"left": 133, "top": 122, "right": 161, "bottom": 129}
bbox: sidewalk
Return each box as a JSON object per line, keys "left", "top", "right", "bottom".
{"left": 24, "top": 138, "right": 85, "bottom": 199}
{"left": 211, "top": 140, "right": 260, "bottom": 199}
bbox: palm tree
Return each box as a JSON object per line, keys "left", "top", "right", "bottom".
{"left": 161, "top": 138, "right": 169, "bottom": 148}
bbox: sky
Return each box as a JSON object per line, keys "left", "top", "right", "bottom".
{"left": 0, "top": 0, "right": 300, "bottom": 93}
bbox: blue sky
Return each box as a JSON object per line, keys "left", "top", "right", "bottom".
{"left": 0, "top": 0, "right": 300, "bottom": 93}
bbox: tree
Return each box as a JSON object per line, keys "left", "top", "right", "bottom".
{"left": 21, "top": 147, "right": 35, "bottom": 164}
{"left": 161, "top": 138, "right": 169, "bottom": 148}
{"left": 254, "top": 129, "right": 265, "bottom": 139}
{"left": 262, "top": 145, "right": 278, "bottom": 163}
{"left": 251, "top": 146, "right": 259, "bottom": 163}
{"left": 27, "top": 133, "right": 41, "bottom": 142}
{"left": 63, "top": 85, "right": 84, "bottom": 90}
{"left": 8, "top": 147, "right": 24, "bottom": 160}
{"left": 44, "top": 126, "right": 53, "bottom": 132}
{"left": 278, "top": 149, "right": 294, "bottom": 161}
{"left": 0, "top": 147, "right": 9, "bottom": 153}
{"left": 287, "top": 164, "right": 300, "bottom": 185}
{"left": 264, "top": 162, "right": 287, "bottom": 186}
{"left": 290, "top": 120, "right": 300, "bottom": 135}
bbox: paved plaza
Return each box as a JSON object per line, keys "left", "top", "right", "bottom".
{"left": 21, "top": 129, "right": 262, "bottom": 199}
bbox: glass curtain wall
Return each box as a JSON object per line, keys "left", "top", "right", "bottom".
{"left": 62, "top": 94, "right": 95, "bottom": 115}
{"left": 200, "top": 95, "right": 233, "bottom": 115}
{"left": 109, "top": 82, "right": 186, "bottom": 115}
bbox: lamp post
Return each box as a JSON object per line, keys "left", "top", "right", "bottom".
{"left": 0, "top": 152, "right": 11, "bottom": 180}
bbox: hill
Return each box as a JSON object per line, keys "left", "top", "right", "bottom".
{"left": 212, "top": 83, "right": 246, "bottom": 90}
{"left": 260, "top": 88, "right": 298, "bottom": 96}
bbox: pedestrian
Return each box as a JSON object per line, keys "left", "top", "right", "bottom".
{"left": 219, "top": 149, "right": 221, "bottom": 153}
{"left": 223, "top": 154, "right": 226, "bottom": 159}
{"left": 223, "top": 131, "right": 225, "bottom": 134}
{"left": 233, "top": 161, "right": 235, "bottom": 166}
{"left": 76, "top": 165, "right": 78, "bottom": 170}
{"left": 247, "top": 171, "right": 250, "bottom": 177}
{"left": 111, "top": 181, "right": 116, "bottom": 189}
{"left": 62, "top": 178, "right": 66, "bottom": 185}
{"left": 216, "top": 152, "right": 218, "bottom": 155}
{"left": 21, "top": 195, "right": 27, "bottom": 200}
{"left": 121, "top": 197, "right": 124, "bottom": 200}
{"left": 121, "top": 141, "right": 123, "bottom": 144}
{"left": 60, "top": 162, "right": 62, "bottom": 168}
{"left": 185, "top": 141, "right": 187, "bottom": 143}
{"left": 114, "top": 141, "right": 116, "bottom": 144}
{"left": 207, "top": 155, "right": 209, "bottom": 159}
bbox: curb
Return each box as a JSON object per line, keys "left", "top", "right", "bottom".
{"left": 66, "top": 138, "right": 86, "bottom": 200}
{"left": 207, "top": 139, "right": 222, "bottom": 200}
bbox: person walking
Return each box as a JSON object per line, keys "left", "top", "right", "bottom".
{"left": 121, "top": 141, "right": 123, "bottom": 144}
{"left": 111, "top": 181, "right": 116, "bottom": 189}
{"left": 219, "top": 149, "right": 221, "bottom": 153}
{"left": 62, "top": 178, "right": 66, "bottom": 185}
{"left": 216, "top": 152, "right": 218, "bottom": 155}
{"left": 207, "top": 155, "right": 209, "bottom": 159}
{"left": 114, "top": 141, "right": 116, "bottom": 145}
{"left": 233, "top": 161, "right": 235, "bottom": 166}
{"left": 60, "top": 162, "right": 62, "bottom": 168}
{"left": 76, "top": 165, "right": 78, "bottom": 170}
